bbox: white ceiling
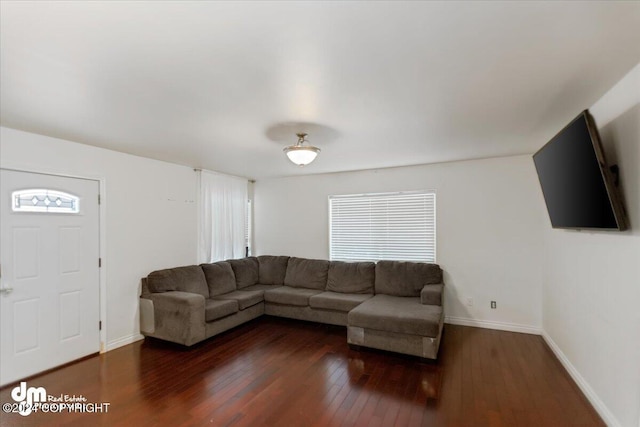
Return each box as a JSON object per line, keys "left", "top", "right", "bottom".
{"left": 1, "top": 1, "right": 639, "bottom": 180}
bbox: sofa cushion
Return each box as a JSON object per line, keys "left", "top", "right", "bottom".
{"left": 201, "top": 262, "right": 237, "bottom": 296}
{"left": 375, "top": 261, "right": 443, "bottom": 297}
{"left": 214, "top": 290, "right": 264, "bottom": 310}
{"left": 147, "top": 265, "right": 209, "bottom": 298}
{"left": 258, "top": 256, "right": 290, "bottom": 285}
{"left": 264, "top": 287, "right": 322, "bottom": 307}
{"left": 326, "top": 261, "right": 375, "bottom": 294}
{"left": 228, "top": 257, "right": 259, "bottom": 289}
{"left": 284, "top": 257, "right": 330, "bottom": 290}
{"left": 241, "top": 284, "right": 284, "bottom": 294}
{"left": 309, "top": 291, "right": 373, "bottom": 312}
{"left": 204, "top": 298, "right": 238, "bottom": 322}
{"left": 348, "top": 294, "right": 442, "bottom": 338}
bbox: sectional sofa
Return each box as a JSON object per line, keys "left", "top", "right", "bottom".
{"left": 140, "top": 256, "right": 445, "bottom": 359}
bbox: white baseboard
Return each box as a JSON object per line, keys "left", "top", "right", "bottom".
{"left": 541, "top": 331, "right": 620, "bottom": 427}
{"left": 106, "top": 334, "right": 144, "bottom": 352}
{"left": 445, "top": 316, "right": 541, "bottom": 335}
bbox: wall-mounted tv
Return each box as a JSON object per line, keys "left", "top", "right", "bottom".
{"left": 533, "top": 110, "right": 627, "bottom": 230}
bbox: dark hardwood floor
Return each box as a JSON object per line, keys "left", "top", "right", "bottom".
{"left": 0, "top": 317, "right": 603, "bottom": 426}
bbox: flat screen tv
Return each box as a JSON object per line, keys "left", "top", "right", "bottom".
{"left": 533, "top": 110, "right": 627, "bottom": 230}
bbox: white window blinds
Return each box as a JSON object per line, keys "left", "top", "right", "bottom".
{"left": 329, "top": 191, "right": 436, "bottom": 263}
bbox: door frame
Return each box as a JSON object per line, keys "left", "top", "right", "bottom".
{"left": 0, "top": 166, "right": 107, "bottom": 353}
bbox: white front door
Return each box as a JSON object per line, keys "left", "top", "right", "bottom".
{"left": 0, "top": 169, "right": 100, "bottom": 386}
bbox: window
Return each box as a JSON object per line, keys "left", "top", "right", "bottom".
{"left": 329, "top": 191, "right": 436, "bottom": 263}
{"left": 12, "top": 189, "right": 80, "bottom": 213}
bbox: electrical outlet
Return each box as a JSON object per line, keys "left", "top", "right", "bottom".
{"left": 466, "top": 297, "right": 474, "bottom": 307}
{"left": 491, "top": 301, "right": 497, "bottom": 309}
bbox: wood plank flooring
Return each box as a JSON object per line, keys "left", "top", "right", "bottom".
{"left": 0, "top": 317, "right": 604, "bottom": 426}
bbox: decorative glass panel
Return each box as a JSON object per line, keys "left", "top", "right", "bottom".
{"left": 12, "top": 189, "right": 80, "bottom": 213}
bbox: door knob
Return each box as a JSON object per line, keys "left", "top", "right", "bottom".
{"left": 0, "top": 285, "right": 13, "bottom": 295}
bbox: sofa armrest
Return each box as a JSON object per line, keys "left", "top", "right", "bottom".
{"left": 141, "top": 291, "right": 206, "bottom": 346}
{"left": 420, "top": 283, "right": 444, "bottom": 306}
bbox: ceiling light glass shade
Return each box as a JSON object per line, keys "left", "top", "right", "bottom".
{"left": 283, "top": 145, "right": 321, "bottom": 166}
{"left": 283, "top": 133, "right": 321, "bottom": 166}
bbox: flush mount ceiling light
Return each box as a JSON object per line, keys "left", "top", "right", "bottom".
{"left": 283, "top": 133, "right": 321, "bottom": 166}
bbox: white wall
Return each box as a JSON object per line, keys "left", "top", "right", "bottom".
{"left": 0, "top": 127, "right": 198, "bottom": 351}
{"left": 255, "top": 155, "right": 546, "bottom": 333}
{"left": 541, "top": 64, "right": 640, "bottom": 427}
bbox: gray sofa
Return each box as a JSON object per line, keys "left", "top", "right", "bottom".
{"left": 140, "top": 255, "right": 444, "bottom": 359}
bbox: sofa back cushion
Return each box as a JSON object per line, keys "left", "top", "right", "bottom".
{"left": 326, "top": 261, "right": 375, "bottom": 294}
{"left": 258, "top": 255, "right": 290, "bottom": 285}
{"left": 375, "top": 261, "right": 442, "bottom": 297}
{"left": 284, "top": 257, "right": 330, "bottom": 290}
{"left": 201, "top": 261, "right": 237, "bottom": 296}
{"left": 147, "top": 265, "right": 209, "bottom": 298}
{"left": 228, "top": 257, "right": 259, "bottom": 289}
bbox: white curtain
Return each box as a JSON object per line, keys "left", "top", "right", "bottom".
{"left": 197, "top": 170, "right": 248, "bottom": 263}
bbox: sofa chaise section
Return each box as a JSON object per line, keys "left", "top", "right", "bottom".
{"left": 347, "top": 261, "right": 445, "bottom": 359}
